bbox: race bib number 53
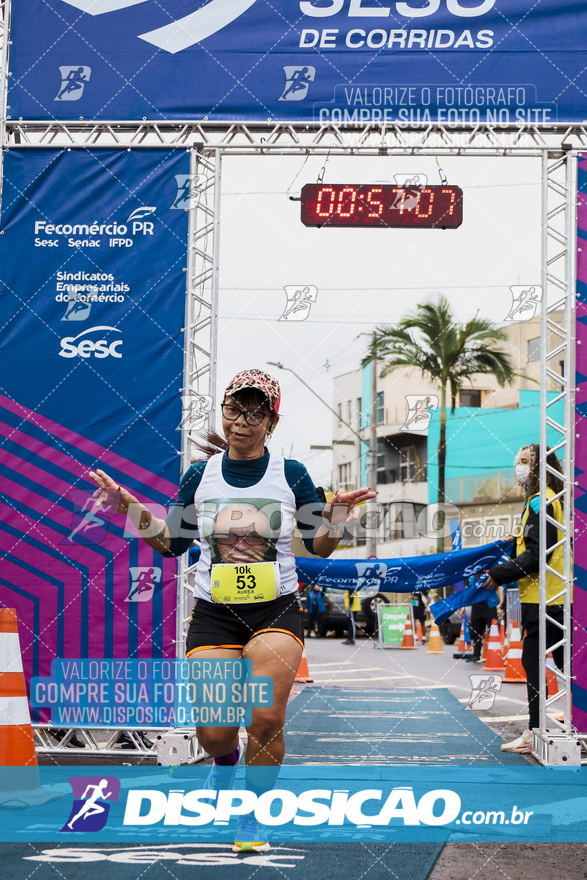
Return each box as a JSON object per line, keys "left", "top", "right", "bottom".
{"left": 211, "top": 562, "right": 280, "bottom": 604}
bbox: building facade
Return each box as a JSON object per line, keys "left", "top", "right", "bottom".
{"left": 330, "top": 313, "right": 559, "bottom": 556}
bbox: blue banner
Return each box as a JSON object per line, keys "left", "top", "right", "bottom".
{"left": 3, "top": 765, "right": 587, "bottom": 842}
{"left": 430, "top": 576, "right": 499, "bottom": 625}
{"left": 450, "top": 517, "right": 464, "bottom": 592}
{"left": 0, "top": 149, "right": 188, "bottom": 712}
{"left": 295, "top": 540, "right": 510, "bottom": 593}
{"left": 7, "top": 1, "right": 587, "bottom": 123}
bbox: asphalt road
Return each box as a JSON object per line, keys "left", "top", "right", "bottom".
{"left": 302, "top": 627, "right": 533, "bottom": 749}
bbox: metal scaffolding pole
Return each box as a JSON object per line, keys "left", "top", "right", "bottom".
{"left": 176, "top": 147, "right": 221, "bottom": 652}
{"left": 6, "top": 120, "right": 587, "bottom": 157}
{"left": 533, "top": 150, "right": 580, "bottom": 765}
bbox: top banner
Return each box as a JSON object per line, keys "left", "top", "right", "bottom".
{"left": 7, "top": 0, "right": 587, "bottom": 124}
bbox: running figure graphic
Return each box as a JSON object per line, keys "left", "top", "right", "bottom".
{"left": 404, "top": 396, "right": 432, "bottom": 429}
{"left": 56, "top": 67, "right": 89, "bottom": 100}
{"left": 505, "top": 286, "right": 541, "bottom": 321}
{"left": 67, "top": 779, "right": 112, "bottom": 830}
{"left": 279, "top": 66, "right": 316, "bottom": 101}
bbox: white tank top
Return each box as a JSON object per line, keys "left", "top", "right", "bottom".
{"left": 192, "top": 449, "right": 298, "bottom": 602}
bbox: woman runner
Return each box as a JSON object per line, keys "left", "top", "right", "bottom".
{"left": 89, "top": 368, "right": 376, "bottom": 851}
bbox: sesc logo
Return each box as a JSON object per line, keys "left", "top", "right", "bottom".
{"left": 59, "top": 325, "right": 123, "bottom": 359}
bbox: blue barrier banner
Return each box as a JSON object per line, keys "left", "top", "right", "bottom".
{"left": 7, "top": 1, "right": 587, "bottom": 123}
{"left": 294, "top": 540, "right": 511, "bottom": 593}
{"left": 0, "top": 149, "right": 188, "bottom": 718}
{"left": 450, "top": 518, "right": 464, "bottom": 592}
{"left": 2, "top": 765, "right": 587, "bottom": 842}
{"left": 430, "top": 576, "right": 499, "bottom": 625}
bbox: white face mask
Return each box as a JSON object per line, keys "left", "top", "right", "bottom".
{"left": 516, "top": 464, "right": 532, "bottom": 485}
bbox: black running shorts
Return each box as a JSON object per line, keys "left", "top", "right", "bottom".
{"left": 186, "top": 593, "right": 304, "bottom": 656}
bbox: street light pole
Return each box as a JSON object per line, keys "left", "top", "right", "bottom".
{"left": 267, "top": 361, "right": 364, "bottom": 445}
{"left": 366, "top": 334, "right": 378, "bottom": 557}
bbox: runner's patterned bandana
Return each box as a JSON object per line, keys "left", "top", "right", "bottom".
{"left": 224, "top": 370, "right": 281, "bottom": 413}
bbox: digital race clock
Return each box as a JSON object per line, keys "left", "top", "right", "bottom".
{"left": 300, "top": 183, "right": 463, "bottom": 229}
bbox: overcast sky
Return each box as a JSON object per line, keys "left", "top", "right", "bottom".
{"left": 212, "top": 152, "right": 541, "bottom": 486}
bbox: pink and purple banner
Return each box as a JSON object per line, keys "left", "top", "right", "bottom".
{"left": 573, "top": 156, "right": 587, "bottom": 732}
{"left": 0, "top": 149, "right": 189, "bottom": 720}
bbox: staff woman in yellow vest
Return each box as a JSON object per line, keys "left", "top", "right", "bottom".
{"left": 483, "top": 444, "right": 570, "bottom": 755}
{"left": 343, "top": 589, "right": 362, "bottom": 645}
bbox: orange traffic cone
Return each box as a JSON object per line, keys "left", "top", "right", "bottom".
{"left": 456, "top": 619, "right": 471, "bottom": 653}
{"left": 400, "top": 614, "right": 417, "bottom": 649}
{"left": 415, "top": 620, "right": 425, "bottom": 645}
{"left": 499, "top": 620, "right": 506, "bottom": 659}
{"left": 546, "top": 653, "right": 558, "bottom": 698}
{"left": 0, "top": 609, "right": 37, "bottom": 767}
{"left": 295, "top": 647, "right": 314, "bottom": 683}
{"left": 0, "top": 608, "right": 60, "bottom": 807}
{"left": 481, "top": 631, "right": 489, "bottom": 661}
{"left": 484, "top": 620, "right": 505, "bottom": 671}
{"left": 503, "top": 621, "right": 526, "bottom": 682}
{"left": 427, "top": 622, "right": 443, "bottom": 653}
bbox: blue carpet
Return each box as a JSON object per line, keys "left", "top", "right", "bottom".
{"left": 1, "top": 842, "right": 443, "bottom": 879}
{"left": 0, "top": 688, "right": 514, "bottom": 880}
{"left": 284, "top": 686, "right": 521, "bottom": 765}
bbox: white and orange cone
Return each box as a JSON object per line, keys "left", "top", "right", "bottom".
{"left": 427, "top": 622, "right": 443, "bottom": 654}
{"left": 499, "top": 620, "right": 507, "bottom": 660}
{"left": 294, "top": 647, "right": 314, "bottom": 683}
{"left": 503, "top": 621, "right": 526, "bottom": 683}
{"left": 546, "top": 653, "right": 559, "bottom": 698}
{"left": 0, "top": 608, "right": 61, "bottom": 806}
{"left": 481, "top": 631, "right": 489, "bottom": 662}
{"left": 456, "top": 619, "right": 472, "bottom": 654}
{"left": 400, "top": 614, "right": 417, "bottom": 650}
{"left": 484, "top": 620, "right": 505, "bottom": 672}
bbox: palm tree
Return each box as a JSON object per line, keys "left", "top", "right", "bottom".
{"left": 364, "top": 295, "right": 516, "bottom": 553}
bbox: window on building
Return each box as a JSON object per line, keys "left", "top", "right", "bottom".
{"left": 462, "top": 518, "right": 484, "bottom": 547}
{"left": 484, "top": 516, "right": 511, "bottom": 541}
{"left": 337, "top": 403, "right": 342, "bottom": 425}
{"left": 338, "top": 462, "right": 352, "bottom": 487}
{"left": 377, "top": 440, "right": 386, "bottom": 469}
{"left": 399, "top": 446, "right": 419, "bottom": 482}
{"left": 376, "top": 391, "right": 384, "bottom": 424}
{"left": 460, "top": 389, "right": 481, "bottom": 407}
{"left": 528, "top": 337, "right": 541, "bottom": 361}
{"left": 356, "top": 397, "right": 362, "bottom": 429}
{"left": 384, "top": 501, "right": 426, "bottom": 540}
{"left": 347, "top": 400, "right": 352, "bottom": 425}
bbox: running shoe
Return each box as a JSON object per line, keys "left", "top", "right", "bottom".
{"left": 341, "top": 639, "right": 355, "bottom": 645}
{"left": 204, "top": 742, "right": 242, "bottom": 792}
{"left": 500, "top": 730, "right": 532, "bottom": 753}
{"left": 232, "top": 812, "right": 270, "bottom": 853}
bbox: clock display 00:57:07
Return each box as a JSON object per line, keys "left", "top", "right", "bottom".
{"left": 300, "top": 183, "right": 463, "bottom": 228}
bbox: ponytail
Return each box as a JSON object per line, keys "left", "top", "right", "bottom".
{"left": 192, "top": 429, "right": 229, "bottom": 460}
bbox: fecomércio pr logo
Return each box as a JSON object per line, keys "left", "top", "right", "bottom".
{"left": 61, "top": 776, "right": 121, "bottom": 833}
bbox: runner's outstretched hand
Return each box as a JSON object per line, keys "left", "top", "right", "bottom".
{"left": 325, "top": 487, "right": 378, "bottom": 524}
{"left": 88, "top": 468, "right": 136, "bottom": 514}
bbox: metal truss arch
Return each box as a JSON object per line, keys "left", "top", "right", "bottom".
{"left": 2, "top": 97, "right": 583, "bottom": 762}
